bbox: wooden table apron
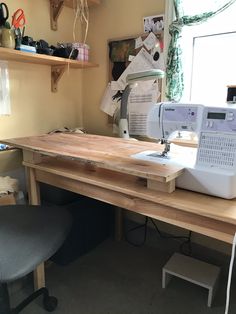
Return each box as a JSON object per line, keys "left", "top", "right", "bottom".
{"left": 2, "top": 133, "right": 236, "bottom": 289}
{"left": 25, "top": 161, "right": 236, "bottom": 244}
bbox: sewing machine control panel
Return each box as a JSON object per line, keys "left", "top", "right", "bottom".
{"left": 197, "top": 107, "right": 236, "bottom": 169}
{"left": 201, "top": 107, "right": 236, "bottom": 132}
{"left": 162, "top": 104, "right": 202, "bottom": 138}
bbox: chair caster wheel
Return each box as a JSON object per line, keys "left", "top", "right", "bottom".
{"left": 43, "top": 295, "right": 58, "bottom": 312}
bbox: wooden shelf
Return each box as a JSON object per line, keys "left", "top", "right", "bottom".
{"left": 50, "top": 0, "right": 100, "bottom": 30}
{"left": 0, "top": 47, "right": 97, "bottom": 68}
{"left": 0, "top": 47, "right": 98, "bottom": 92}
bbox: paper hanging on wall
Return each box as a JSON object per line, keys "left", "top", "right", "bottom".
{"left": 128, "top": 81, "right": 160, "bottom": 136}
{"left": 0, "top": 61, "right": 11, "bottom": 115}
{"left": 100, "top": 82, "right": 120, "bottom": 116}
{"left": 117, "top": 48, "right": 156, "bottom": 90}
{"left": 143, "top": 32, "right": 157, "bottom": 50}
{"left": 135, "top": 36, "right": 143, "bottom": 49}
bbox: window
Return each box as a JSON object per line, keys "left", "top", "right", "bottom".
{"left": 181, "top": 1, "right": 236, "bottom": 104}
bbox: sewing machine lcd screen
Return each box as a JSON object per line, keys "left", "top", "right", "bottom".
{"left": 207, "top": 112, "right": 226, "bottom": 120}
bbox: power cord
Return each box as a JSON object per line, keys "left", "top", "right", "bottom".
{"left": 125, "top": 216, "right": 148, "bottom": 247}
{"left": 149, "top": 217, "right": 192, "bottom": 256}
{"left": 125, "top": 216, "right": 192, "bottom": 255}
{"left": 224, "top": 232, "right": 236, "bottom": 314}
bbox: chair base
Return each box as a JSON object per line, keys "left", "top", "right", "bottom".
{"left": 0, "top": 283, "right": 58, "bottom": 314}
{"left": 0, "top": 284, "right": 11, "bottom": 314}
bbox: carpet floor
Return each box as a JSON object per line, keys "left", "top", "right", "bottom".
{"left": 9, "top": 236, "right": 236, "bottom": 314}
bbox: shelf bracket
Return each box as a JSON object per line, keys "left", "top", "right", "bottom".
{"left": 50, "top": 0, "right": 65, "bottom": 31}
{"left": 51, "top": 65, "right": 66, "bottom": 92}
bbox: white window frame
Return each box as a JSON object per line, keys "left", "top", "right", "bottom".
{"left": 164, "top": 0, "right": 236, "bottom": 103}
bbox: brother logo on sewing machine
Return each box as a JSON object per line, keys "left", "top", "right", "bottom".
{"left": 132, "top": 102, "right": 236, "bottom": 199}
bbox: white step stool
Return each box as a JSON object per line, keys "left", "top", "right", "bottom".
{"left": 162, "top": 253, "right": 220, "bottom": 307}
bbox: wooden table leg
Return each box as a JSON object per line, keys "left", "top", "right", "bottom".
{"left": 27, "top": 167, "right": 41, "bottom": 206}
{"left": 115, "top": 207, "right": 123, "bottom": 241}
{"left": 26, "top": 166, "right": 46, "bottom": 290}
{"left": 34, "top": 262, "right": 45, "bottom": 290}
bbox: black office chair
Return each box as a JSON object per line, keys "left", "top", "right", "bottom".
{"left": 0, "top": 205, "right": 72, "bottom": 314}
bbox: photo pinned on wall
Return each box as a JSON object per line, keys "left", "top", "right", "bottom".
{"left": 143, "top": 15, "right": 164, "bottom": 33}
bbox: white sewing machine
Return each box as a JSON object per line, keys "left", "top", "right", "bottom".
{"left": 132, "top": 102, "right": 236, "bottom": 199}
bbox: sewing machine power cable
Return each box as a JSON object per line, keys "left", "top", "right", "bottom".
{"left": 125, "top": 216, "right": 192, "bottom": 255}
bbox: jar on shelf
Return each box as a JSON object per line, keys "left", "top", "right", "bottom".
{"left": 1, "top": 28, "right": 15, "bottom": 49}
{"left": 72, "top": 43, "right": 90, "bottom": 61}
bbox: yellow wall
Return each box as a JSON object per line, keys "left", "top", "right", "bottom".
{"left": 0, "top": 0, "right": 164, "bottom": 138}
{"left": 83, "top": 0, "right": 165, "bottom": 135}
{"left": 0, "top": 0, "right": 83, "bottom": 139}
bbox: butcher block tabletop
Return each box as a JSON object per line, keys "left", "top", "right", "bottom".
{"left": 2, "top": 133, "right": 184, "bottom": 183}
{"left": 3, "top": 133, "right": 236, "bottom": 242}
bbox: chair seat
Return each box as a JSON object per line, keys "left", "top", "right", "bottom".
{"left": 0, "top": 205, "right": 71, "bottom": 283}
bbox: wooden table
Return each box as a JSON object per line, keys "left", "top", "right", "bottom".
{"left": 3, "top": 133, "right": 236, "bottom": 289}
